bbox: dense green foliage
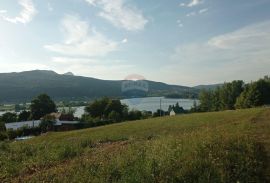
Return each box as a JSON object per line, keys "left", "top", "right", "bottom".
{"left": 0, "top": 95, "right": 150, "bottom": 139}
{"left": 84, "top": 98, "right": 146, "bottom": 123}
{"left": 5, "top": 127, "right": 41, "bottom": 140}
{"left": 0, "top": 122, "right": 7, "bottom": 140}
{"left": 0, "top": 112, "right": 17, "bottom": 123}
{"left": 193, "top": 84, "right": 223, "bottom": 90}
{"left": 0, "top": 122, "right": 5, "bottom": 132}
{"left": 0, "top": 108, "right": 269, "bottom": 182}
{"left": 18, "top": 110, "right": 31, "bottom": 121}
{"left": 198, "top": 77, "right": 270, "bottom": 112}
{"left": 30, "top": 94, "right": 57, "bottom": 120}
{"left": 164, "top": 92, "right": 198, "bottom": 99}
{"left": 0, "top": 94, "right": 59, "bottom": 140}
{"left": 0, "top": 94, "right": 57, "bottom": 141}
{"left": 126, "top": 110, "right": 143, "bottom": 120}
{"left": 85, "top": 98, "right": 127, "bottom": 120}
{"left": 168, "top": 102, "right": 185, "bottom": 114}
{"left": 40, "top": 114, "right": 56, "bottom": 132}
{"left": 0, "top": 132, "right": 7, "bottom": 141}
{"left": 235, "top": 77, "right": 270, "bottom": 108}
{"left": 0, "top": 70, "right": 198, "bottom": 103}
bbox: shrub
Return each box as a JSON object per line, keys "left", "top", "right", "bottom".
{"left": 0, "top": 131, "right": 8, "bottom": 141}
{"left": 0, "top": 121, "right": 6, "bottom": 131}
{"left": 6, "top": 129, "right": 18, "bottom": 140}
{"left": 108, "top": 111, "right": 121, "bottom": 122}
{"left": 40, "top": 114, "right": 56, "bottom": 132}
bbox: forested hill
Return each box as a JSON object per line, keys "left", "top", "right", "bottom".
{"left": 193, "top": 84, "right": 223, "bottom": 90}
{"left": 0, "top": 70, "right": 199, "bottom": 103}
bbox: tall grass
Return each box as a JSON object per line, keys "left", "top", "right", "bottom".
{"left": 0, "top": 108, "right": 269, "bottom": 182}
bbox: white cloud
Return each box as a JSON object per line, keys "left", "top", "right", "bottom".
{"left": 44, "top": 15, "right": 119, "bottom": 57}
{"left": 0, "top": 62, "right": 50, "bottom": 73}
{"left": 177, "top": 19, "right": 184, "bottom": 27}
{"left": 44, "top": 15, "right": 133, "bottom": 79}
{"left": 85, "top": 0, "right": 148, "bottom": 31}
{"left": 52, "top": 57, "right": 99, "bottom": 64}
{"left": 0, "top": 0, "right": 37, "bottom": 24}
{"left": 199, "top": 8, "right": 208, "bottom": 14}
{"left": 0, "top": 10, "right": 7, "bottom": 14}
{"left": 180, "top": 0, "right": 203, "bottom": 8}
{"left": 187, "top": 0, "right": 203, "bottom": 7}
{"left": 207, "top": 21, "right": 270, "bottom": 50}
{"left": 122, "top": 38, "right": 128, "bottom": 43}
{"left": 186, "top": 12, "right": 197, "bottom": 17}
{"left": 70, "top": 64, "right": 134, "bottom": 80}
{"left": 47, "top": 2, "right": 53, "bottom": 12}
{"left": 186, "top": 8, "right": 208, "bottom": 17}
{"left": 170, "top": 21, "right": 270, "bottom": 85}
{"left": 179, "top": 3, "right": 186, "bottom": 7}
{"left": 50, "top": 58, "right": 135, "bottom": 80}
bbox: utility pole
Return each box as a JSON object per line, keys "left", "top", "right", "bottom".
{"left": 160, "top": 98, "right": 162, "bottom": 117}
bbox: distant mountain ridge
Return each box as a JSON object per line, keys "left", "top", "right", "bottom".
{"left": 194, "top": 84, "right": 223, "bottom": 90}
{"left": 0, "top": 70, "right": 201, "bottom": 103}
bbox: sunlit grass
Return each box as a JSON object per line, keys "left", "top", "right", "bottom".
{"left": 0, "top": 108, "right": 269, "bottom": 182}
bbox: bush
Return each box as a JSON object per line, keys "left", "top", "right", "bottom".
{"left": 6, "top": 129, "right": 18, "bottom": 140}
{"left": 1, "top": 112, "right": 17, "bottom": 123}
{"left": 40, "top": 114, "right": 56, "bottom": 132}
{"left": 0, "top": 121, "right": 6, "bottom": 131}
{"left": 0, "top": 131, "right": 8, "bottom": 141}
{"left": 108, "top": 111, "right": 121, "bottom": 122}
{"left": 4, "top": 127, "right": 41, "bottom": 140}
{"left": 18, "top": 111, "right": 31, "bottom": 121}
{"left": 127, "top": 110, "right": 142, "bottom": 120}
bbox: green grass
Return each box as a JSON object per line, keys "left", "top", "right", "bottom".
{"left": 0, "top": 108, "right": 269, "bottom": 182}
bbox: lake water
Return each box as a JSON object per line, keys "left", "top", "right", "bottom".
{"left": 121, "top": 97, "right": 197, "bottom": 112}
{"left": 0, "top": 97, "right": 198, "bottom": 118}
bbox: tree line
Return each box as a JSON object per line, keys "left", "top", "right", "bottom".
{"left": 82, "top": 97, "right": 151, "bottom": 125}
{"left": 195, "top": 76, "right": 270, "bottom": 112}
{"left": 82, "top": 98, "right": 188, "bottom": 125}
{"left": 0, "top": 94, "right": 58, "bottom": 140}
{"left": 0, "top": 94, "right": 57, "bottom": 123}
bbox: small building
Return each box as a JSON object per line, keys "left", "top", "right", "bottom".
{"left": 5, "top": 119, "right": 80, "bottom": 131}
{"left": 5, "top": 112, "right": 80, "bottom": 131}
{"left": 48, "top": 112, "right": 80, "bottom": 131}
{"left": 5, "top": 120, "right": 41, "bottom": 130}
{"left": 54, "top": 120, "right": 80, "bottom": 131}
{"left": 170, "top": 109, "right": 176, "bottom": 116}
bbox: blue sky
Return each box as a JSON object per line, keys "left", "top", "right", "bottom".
{"left": 0, "top": 0, "right": 270, "bottom": 86}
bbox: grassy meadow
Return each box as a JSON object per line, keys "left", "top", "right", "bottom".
{"left": 0, "top": 108, "right": 270, "bottom": 182}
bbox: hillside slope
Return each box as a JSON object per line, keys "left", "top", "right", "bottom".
{"left": 0, "top": 70, "right": 197, "bottom": 103}
{"left": 0, "top": 108, "right": 269, "bottom": 182}
{"left": 193, "top": 83, "right": 223, "bottom": 90}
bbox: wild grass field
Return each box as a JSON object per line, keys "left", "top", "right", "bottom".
{"left": 0, "top": 108, "right": 269, "bottom": 182}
